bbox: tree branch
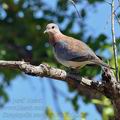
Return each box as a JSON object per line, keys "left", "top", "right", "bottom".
{"left": 111, "top": 0, "right": 119, "bottom": 81}
{"left": 69, "top": 0, "right": 81, "bottom": 20}
{"left": 114, "top": 13, "right": 120, "bottom": 27}
{"left": 0, "top": 60, "right": 106, "bottom": 97}
{"left": 0, "top": 60, "right": 117, "bottom": 97}
{"left": 0, "top": 60, "right": 120, "bottom": 119}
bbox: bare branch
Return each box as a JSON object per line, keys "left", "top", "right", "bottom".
{"left": 105, "top": 1, "right": 120, "bottom": 28}
{"left": 114, "top": 13, "right": 120, "bottom": 26}
{"left": 111, "top": 0, "right": 119, "bottom": 81}
{"left": 0, "top": 60, "right": 117, "bottom": 96}
{"left": 0, "top": 60, "right": 105, "bottom": 97}
{"left": 105, "top": 1, "right": 112, "bottom": 5}
{"left": 69, "top": 0, "right": 81, "bottom": 19}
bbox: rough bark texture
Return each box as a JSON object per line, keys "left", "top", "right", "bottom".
{"left": 0, "top": 60, "right": 120, "bottom": 119}
{"left": 113, "top": 99, "right": 120, "bottom": 120}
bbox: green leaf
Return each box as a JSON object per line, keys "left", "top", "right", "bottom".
{"left": 45, "top": 107, "right": 54, "bottom": 120}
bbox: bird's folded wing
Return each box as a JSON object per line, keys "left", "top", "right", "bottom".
{"left": 69, "top": 54, "right": 96, "bottom": 62}
{"left": 54, "top": 40, "right": 97, "bottom": 62}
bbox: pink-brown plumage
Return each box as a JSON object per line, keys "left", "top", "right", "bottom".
{"left": 44, "top": 23, "right": 113, "bottom": 69}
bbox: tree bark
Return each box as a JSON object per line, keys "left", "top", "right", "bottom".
{"left": 113, "top": 98, "right": 120, "bottom": 120}
{"left": 0, "top": 60, "right": 119, "bottom": 119}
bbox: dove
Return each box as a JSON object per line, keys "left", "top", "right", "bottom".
{"left": 44, "top": 23, "right": 113, "bottom": 69}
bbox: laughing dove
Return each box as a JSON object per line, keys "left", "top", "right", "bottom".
{"left": 44, "top": 23, "right": 113, "bottom": 69}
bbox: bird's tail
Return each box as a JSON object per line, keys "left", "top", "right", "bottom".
{"left": 93, "top": 59, "right": 115, "bottom": 70}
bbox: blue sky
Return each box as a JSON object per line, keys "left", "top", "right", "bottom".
{"left": 0, "top": 0, "right": 120, "bottom": 120}
{"left": 0, "top": 75, "right": 101, "bottom": 120}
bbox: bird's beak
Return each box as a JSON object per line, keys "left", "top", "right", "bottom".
{"left": 44, "top": 29, "right": 48, "bottom": 34}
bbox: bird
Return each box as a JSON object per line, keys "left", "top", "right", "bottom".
{"left": 44, "top": 23, "right": 113, "bottom": 70}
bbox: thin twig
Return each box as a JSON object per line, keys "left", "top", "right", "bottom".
{"left": 114, "top": 1, "right": 120, "bottom": 26}
{"left": 105, "top": 1, "right": 112, "bottom": 5}
{"left": 114, "top": 13, "right": 120, "bottom": 26}
{"left": 114, "top": 5, "right": 120, "bottom": 13}
{"left": 111, "top": 0, "right": 119, "bottom": 81}
{"left": 105, "top": 1, "right": 120, "bottom": 27}
{"left": 69, "top": 0, "right": 81, "bottom": 19}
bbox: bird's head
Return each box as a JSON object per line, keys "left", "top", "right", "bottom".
{"left": 44, "top": 23, "right": 61, "bottom": 36}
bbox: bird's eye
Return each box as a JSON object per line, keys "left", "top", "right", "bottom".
{"left": 52, "top": 26, "right": 55, "bottom": 29}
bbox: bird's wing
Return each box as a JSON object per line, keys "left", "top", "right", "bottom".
{"left": 54, "top": 37, "right": 98, "bottom": 62}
